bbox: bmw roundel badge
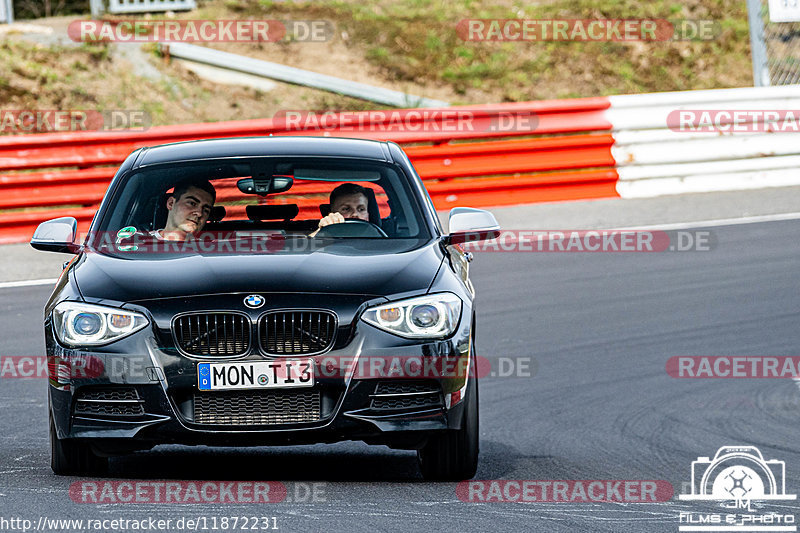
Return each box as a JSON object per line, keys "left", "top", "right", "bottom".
{"left": 244, "top": 294, "right": 265, "bottom": 309}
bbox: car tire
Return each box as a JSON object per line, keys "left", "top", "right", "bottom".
{"left": 417, "top": 375, "right": 479, "bottom": 481}
{"left": 49, "top": 410, "right": 108, "bottom": 476}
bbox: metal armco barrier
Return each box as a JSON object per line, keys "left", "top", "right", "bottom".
{"left": 2, "top": 85, "right": 800, "bottom": 243}
{"left": 605, "top": 85, "right": 800, "bottom": 198}
{"left": 0, "top": 99, "right": 612, "bottom": 243}
{"left": 164, "top": 42, "right": 450, "bottom": 108}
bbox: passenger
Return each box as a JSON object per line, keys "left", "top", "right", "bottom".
{"left": 115, "top": 179, "right": 216, "bottom": 249}
{"left": 309, "top": 183, "right": 370, "bottom": 237}
{"left": 154, "top": 179, "right": 216, "bottom": 241}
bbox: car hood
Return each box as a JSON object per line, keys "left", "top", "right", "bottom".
{"left": 72, "top": 239, "right": 444, "bottom": 302}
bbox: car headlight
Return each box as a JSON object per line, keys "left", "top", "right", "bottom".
{"left": 361, "top": 293, "right": 462, "bottom": 339}
{"left": 52, "top": 302, "right": 149, "bottom": 347}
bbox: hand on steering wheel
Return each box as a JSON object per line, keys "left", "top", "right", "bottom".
{"left": 317, "top": 212, "right": 347, "bottom": 229}
{"left": 311, "top": 216, "right": 388, "bottom": 238}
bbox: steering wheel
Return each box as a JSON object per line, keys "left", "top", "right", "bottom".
{"left": 314, "top": 219, "right": 388, "bottom": 238}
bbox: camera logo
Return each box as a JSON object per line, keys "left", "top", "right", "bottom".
{"left": 678, "top": 446, "right": 796, "bottom": 532}
{"left": 680, "top": 446, "right": 794, "bottom": 502}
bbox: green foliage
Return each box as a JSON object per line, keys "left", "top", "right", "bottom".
{"left": 218, "top": 0, "right": 751, "bottom": 98}
{"left": 12, "top": 0, "right": 88, "bottom": 19}
{"left": 7, "top": 0, "right": 754, "bottom": 108}
{"left": 81, "top": 43, "right": 111, "bottom": 62}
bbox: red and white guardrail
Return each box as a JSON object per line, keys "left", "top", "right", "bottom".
{"left": 606, "top": 85, "right": 800, "bottom": 198}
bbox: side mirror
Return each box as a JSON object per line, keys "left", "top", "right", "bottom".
{"left": 30, "top": 217, "right": 80, "bottom": 253}
{"left": 446, "top": 207, "right": 500, "bottom": 244}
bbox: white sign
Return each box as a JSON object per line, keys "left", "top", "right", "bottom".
{"left": 769, "top": 0, "right": 800, "bottom": 22}
{"left": 107, "top": 0, "right": 196, "bottom": 14}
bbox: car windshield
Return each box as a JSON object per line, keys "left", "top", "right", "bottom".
{"left": 90, "top": 157, "right": 432, "bottom": 257}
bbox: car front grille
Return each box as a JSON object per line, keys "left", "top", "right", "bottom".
{"left": 193, "top": 389, "right": 322, "bottom": 425}
{"left": 173, "top": 313, "right": 250, "bottom": 356}
{"left": 259, "top": 311, "right": 336, "bottom": 355}
{"left": 370, "top": 380, "right": 443, "bottom": 411}
{"left": 74, "top": 386, "right": 145, "bottom": 417}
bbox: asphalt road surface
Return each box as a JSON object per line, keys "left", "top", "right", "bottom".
{"left": 1, "top": 219, "right": 799, "bottom": 533}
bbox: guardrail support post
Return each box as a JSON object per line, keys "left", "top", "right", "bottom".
{"left": 746, "top": 0, "right": 771, "bottom": 86}
{"left": 159, "top": 43, "right": 171, "bottom": 64}
{"left": 90, "top": 0, "right": 105, "bottom": 18}
{"left": 1, "top": 0, "right": 14, "bottom": 24}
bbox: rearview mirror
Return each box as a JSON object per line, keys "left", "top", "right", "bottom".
{"left": 446, "top": 207, "right": 500, "bottom": 244}
{"left": 237, "top": 176, "right": 294, "bottom": 196}
{"left": 30, "top": 217, "right": 80, "bottom": 254}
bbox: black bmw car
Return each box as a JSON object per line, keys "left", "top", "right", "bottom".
{"left": 31, "top": 136, "right": 499, "bottom": 480}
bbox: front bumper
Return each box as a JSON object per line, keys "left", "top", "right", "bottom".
{"left": 47, "top": 310, "right": 473, "bottom": 453}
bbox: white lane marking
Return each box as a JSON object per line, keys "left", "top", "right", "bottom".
{"left": 792, "top": 376, "right": 800, "bottom": 395}
{"left": 0, "top": 278, "right": 57, "bottom": 289}
{"left": 613, "top": 211, "right": 800, "bottom": 231}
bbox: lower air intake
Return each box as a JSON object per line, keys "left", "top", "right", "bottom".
{"left": 74, "top": 386, "right": 145, "bottom": 417}
{"left": 193, "top": 389, "right": 321, "bottom": 425}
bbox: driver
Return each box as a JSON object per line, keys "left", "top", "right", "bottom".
{"left": 309, "top": 183, "right": 370, "bottom": 237}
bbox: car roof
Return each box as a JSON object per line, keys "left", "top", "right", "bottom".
{"left": 135, "top": 136, "right": 392, "bottom": 168}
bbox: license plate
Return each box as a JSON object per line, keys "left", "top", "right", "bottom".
{"left": 197, "top": 360, "right": 314, "bottom": 391}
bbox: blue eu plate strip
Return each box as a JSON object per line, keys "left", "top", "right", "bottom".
{"left": 197, "top": 363, "right": 211, "bottom": 390}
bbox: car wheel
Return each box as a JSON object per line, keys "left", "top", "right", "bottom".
{"left": 49, "top": 409, "right": 108, "bottom": 476}
{"left": 417, "top": 375, "right": 479, "bottom": 480}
